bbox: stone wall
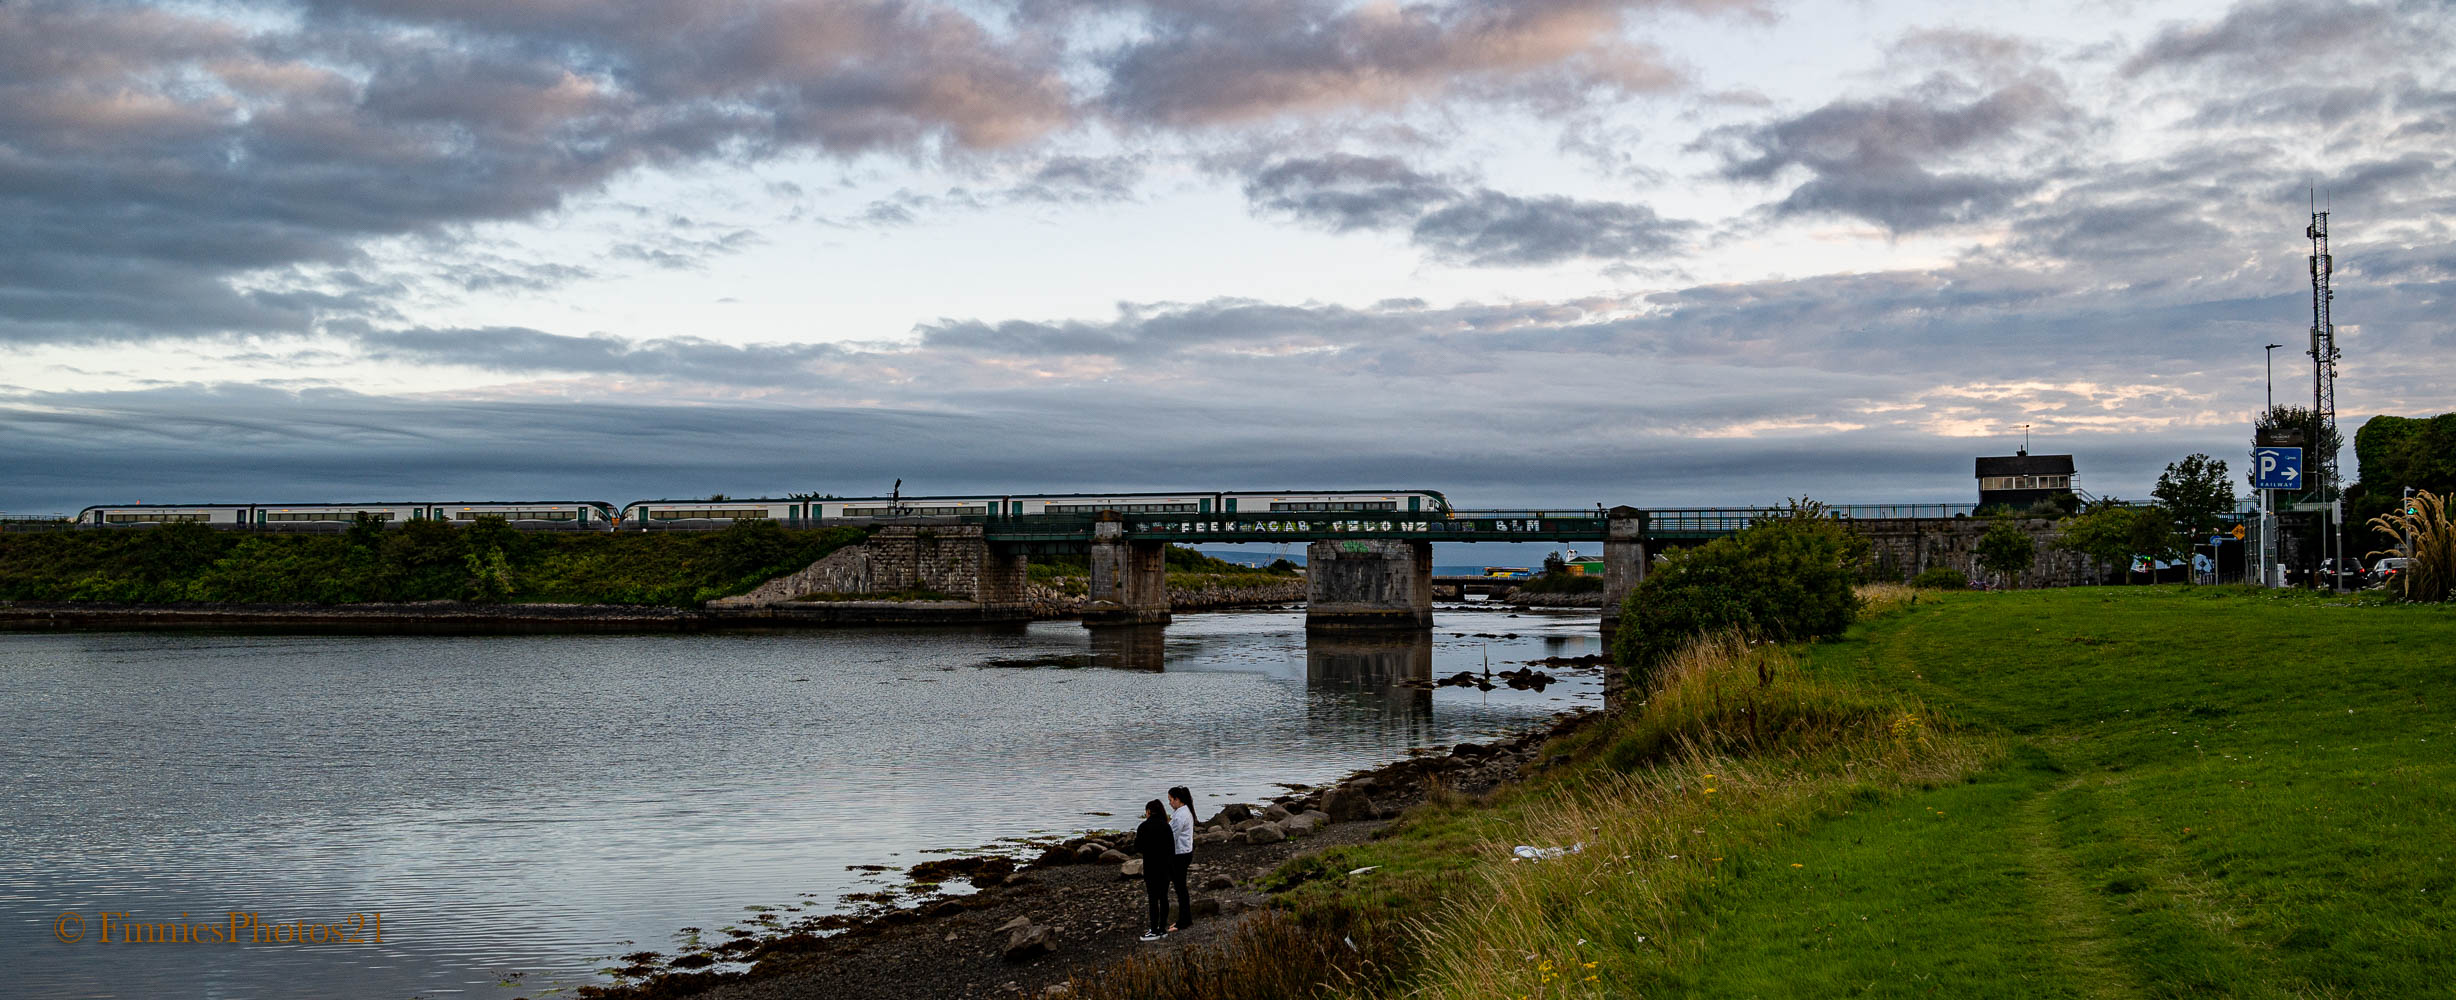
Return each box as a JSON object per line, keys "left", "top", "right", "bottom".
{"left": 1849, "top": 517, "right": 2102, "bottom": 588}
{"left": 708, "top": 525, "right": 1028, "bottom": 608}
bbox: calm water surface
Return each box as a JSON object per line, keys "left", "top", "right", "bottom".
{"left": 1, "top": 606, "right": 1602, "bottom": 999}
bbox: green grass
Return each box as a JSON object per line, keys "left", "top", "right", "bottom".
{"left": 1076, "top": 586, "right": 2456, "bottom": 1000}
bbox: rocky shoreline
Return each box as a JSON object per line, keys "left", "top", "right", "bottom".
{"left": 564, "top": 708, "right": 1600, "bottom": 1000}
{"left": 0, "top": 580, "right": 1309, "bottom": 633}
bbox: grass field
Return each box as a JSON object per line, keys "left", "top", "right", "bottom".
{"left": 1088, "top": 586, "right": 2456, "bottom": 999}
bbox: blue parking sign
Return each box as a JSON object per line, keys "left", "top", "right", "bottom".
{"left": 2252, "top": 447, "right": 2303, "bottom": 490}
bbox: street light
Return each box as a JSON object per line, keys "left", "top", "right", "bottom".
{"left": 2264, "top": 343, "right": 2284, "bottom": 412}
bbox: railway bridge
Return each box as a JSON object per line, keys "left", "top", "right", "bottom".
{"left": 715, "top": 503, "right": 1988, "bottom": 634}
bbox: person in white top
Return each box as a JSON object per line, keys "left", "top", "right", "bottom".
{"left": 1165, "top": 785, "right": 1195, "bottom": 931}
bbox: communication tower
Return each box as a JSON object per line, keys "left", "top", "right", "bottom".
{"left": 2306, "top": 200, "right": 2342, "bottom": 586}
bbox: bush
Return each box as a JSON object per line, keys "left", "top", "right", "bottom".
{"left": 1911, "top": 567, "right": 1967, "bottom": 589}
{"left": 1612, "top": 500, "right": 1867, "bottom": 682}
{"left": 2367, "top": 489, "right": 2452, "bottom": 603}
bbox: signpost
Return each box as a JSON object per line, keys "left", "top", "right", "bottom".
{"left": 2252, "top": 447, "right": 2303, "bottom": 490}
{"left": 2251, "top": 447, "right": 2304, "bottom": 589}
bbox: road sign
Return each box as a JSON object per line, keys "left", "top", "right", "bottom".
{"left": 2252, "top": 447, "right": 2303, "bottom": 490}
{"left": 2230, "top": 524, "right": 2247, "bottom": 540}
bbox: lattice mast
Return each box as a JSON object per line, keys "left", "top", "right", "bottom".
{"left": 2307, "top": 206, "right": 2338, "bottom": 494}
{"left": 2306, "top": 202, "right": 2341, "bottom": 584}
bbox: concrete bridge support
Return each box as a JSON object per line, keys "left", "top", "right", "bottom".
{"left": 1085, "top": 514, "right": 1171, "bottom": 625}
{"left": 1306, "top": 538, "right": 1433, "bottom": 630}
{"left": 1597, "top": 506, "right": 1648, "bottom": 635}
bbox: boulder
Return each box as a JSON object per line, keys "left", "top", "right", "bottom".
{"left": 1097, "top": 849, "right": 1129, "bottom": 864}
{"left": 1002, "top": 922, "right": 1056, "bottom": 962}
{"left": 1194, "top": 831, "right": 1230, "bottom": 847}
{"left": 1217, "top": 803, "right": 1255, "bottom": 825}
{"left": 1259, "top": 803, "right": 1292, "bottom": 822}
{"left": 1119, "top": 858, "right": 1144, "bottom": 878}
{"left": 1280, "top": 813, "right": 1321, "bottom": 835}
{"left": 1247, "top": 823, "right": 1287, "bottom": 845}
{"left": 1322, "top": 786, "right": 1379, "bottom": 823}
{"left": 1035, "top": 846, "right": 1073, "bottom": 867}
{"left": 1072, "top": 845, "right": 1104, "bottom": 863}
{"left": 997, "top": 916, "right": 1034, "bottom": 933}
{"left": 1202, "top": 874, "right": 1235, "bottom": 891}
{"left": 1191, "top": 897, "right": 1222, "bottom": 917}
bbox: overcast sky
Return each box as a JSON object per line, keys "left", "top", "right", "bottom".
{"left": 3, "top": 0, "right": 2449, "bottom": 514}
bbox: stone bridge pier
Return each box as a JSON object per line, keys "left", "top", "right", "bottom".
{"left": 1305, "top": 538, "right": 1433, "bottom": 630}
{"left": 1084, "top": 513, "right": 1171, "bottom": 625}
{"left": 1597, "top": 506, "right": 1648, "bottom": 636}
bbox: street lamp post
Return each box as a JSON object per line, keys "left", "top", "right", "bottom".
{"left": 2264, "top": 343, "right": 2283, "bottom": 412}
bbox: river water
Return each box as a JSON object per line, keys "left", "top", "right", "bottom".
{"left": 1, "top": 606, "right": 1603, "bottom": 999}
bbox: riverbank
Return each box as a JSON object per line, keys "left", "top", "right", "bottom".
{"left": 567, "top": 707, "right": 1600, "bottom": 1000}
{"left": 1034, "top": 585, "right": 2454, "bottom": 1000}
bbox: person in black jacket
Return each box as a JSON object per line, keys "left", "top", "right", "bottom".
{"left": 1134, "top": 799, "right": 1174, "bottom": 941}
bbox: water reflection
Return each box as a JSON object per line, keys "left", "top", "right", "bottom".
{"left": 1306, "top": 630, "right": 1435, "bottom": 730}
{"left": 1087, "top": 624, "right": 1169, "bottom": 671}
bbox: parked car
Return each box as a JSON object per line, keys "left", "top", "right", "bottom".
{"left": 2367, "top": 557, "right": 2413, "bottom": 589}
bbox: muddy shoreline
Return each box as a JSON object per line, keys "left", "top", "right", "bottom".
{"left": 559, "top": 707, "right": 1602, "bottom": 1000}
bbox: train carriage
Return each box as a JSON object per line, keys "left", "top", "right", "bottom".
{"left": 77, "top": 501, "right": 616, "bottom": 529}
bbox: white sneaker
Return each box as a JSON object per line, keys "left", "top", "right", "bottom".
{"left": 1139, "top": 931, "right": 1163, "bottom": 942}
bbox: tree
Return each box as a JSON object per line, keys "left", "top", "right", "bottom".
{"left": 1975, "top": 519, "right": 2036, "bottom": 588}
{"left": 2054, "top": 500, "right": 2140, "bottom": 584}
{"left": 2126, "top": 503, "right": 2183, "bottom": 582}
{"left": 2154, "top": 454, "right": 2235, "bottom": 567}
{"left": 1612, "top": 498, "right": 1867, "bottom": 681}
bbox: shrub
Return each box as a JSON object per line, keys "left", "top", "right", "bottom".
{"left": 2367, "top": 489, "right": 2452, "bottom": 603}
{"left": 1911, "top": 566, "right": 1967, "bottom": 589}
{"left": 1974, "top": 519, "right": 2037, "bottom": 587}
{"left": 1611, "top": 500, "right": 1866, "bottom": 682}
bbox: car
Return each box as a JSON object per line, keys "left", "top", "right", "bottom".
{"left": 2367, "top": 557, "right": 2413, "bottom": 589}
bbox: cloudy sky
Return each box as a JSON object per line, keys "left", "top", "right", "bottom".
{"left": 2, "top": 0, "right": 2449, "bottom": 514}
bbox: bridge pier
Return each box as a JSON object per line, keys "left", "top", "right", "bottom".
{"left": 1305, "top": 538, "right": 1433, "bottom": 630}
{"left": 1084, "top": 513, "right": 1171, "bottom": 626}
{"left": 1597, "top": 506, "right": 1648, "bottom": 636}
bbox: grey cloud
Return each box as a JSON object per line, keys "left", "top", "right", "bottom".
{"left": 0, "top": 0, "right": 1068, "bottom": 343}
{"left": 352, "top": 326, "right": 849, "bottom": 385}
{"left": 1243, "top": 154, "right": 1691, "bottom": 265}
{"left": 1090, "top": 0, "right": 1722, "bottom": 126}
{"left": 2120, "top": 0, "right": 2420, "bottom": 78}
{"left": 1010, "top": 155, "right": 1149, "bottom": 203}
{"left": 1704, "top": 73, "right": 2075, "bottom": 231}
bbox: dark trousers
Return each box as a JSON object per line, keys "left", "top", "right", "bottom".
{"left": 1168, "top": 851, "right": 1193, "bottom": 927}
{"left": 1143, "top": 874, "right": 1170, "bottom": 935}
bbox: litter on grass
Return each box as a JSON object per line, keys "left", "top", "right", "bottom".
{"left": 1512, "top": 843, "right": 1586, "bottom": 861}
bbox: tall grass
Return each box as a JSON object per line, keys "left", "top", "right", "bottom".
{"left": 2367, "top": 488, "right": 2452, "bottom": 603}
{"left": 1381, "top": 631, "right": 1985, "bottom": 1000}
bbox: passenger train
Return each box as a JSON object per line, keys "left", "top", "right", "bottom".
{"left": 74, "top": 490, "right": 1449, "bottom": 530}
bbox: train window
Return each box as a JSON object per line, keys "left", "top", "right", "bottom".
{"left": 840, "top": 505, "right": 981, "bottom": 516}
{"left": 454, "top": 510, "right": 576, "bottom": 521}
{"left": 1042, "top": 503, "right": 1198, "bottom": 514}
{"left": 104, "top": 512, "right": 207, "bottom": 523}
{"left": 647, "top": 508, "right": 769, "bottom": 520}
{"left": 267, "top": 511, "right": 395, "bottom": 522}
{"left": 1269, "top": 501, "right": 1398, "bottom": 512}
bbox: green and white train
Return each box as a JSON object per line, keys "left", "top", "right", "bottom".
{"left": 73, "top": 490, "right": 1450, "bottom": 530}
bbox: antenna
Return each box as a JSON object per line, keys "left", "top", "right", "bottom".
{"left": 2019, "top": 423, "right": 2032, "bottom": 454}
{"left": 2305, "top": 202, "right": 2341, "bottom": 587}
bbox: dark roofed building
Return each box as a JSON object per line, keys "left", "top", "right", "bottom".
{"left": 1976, "top": 451, "right": 2076, "bottom": 509}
